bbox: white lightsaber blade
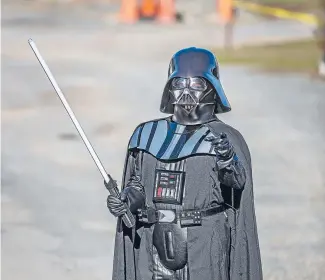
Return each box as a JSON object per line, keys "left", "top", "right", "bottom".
{"left": 28, "top": 38, "right": 135, "bottom": 228}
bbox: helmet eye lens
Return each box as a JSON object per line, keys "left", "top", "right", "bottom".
{"left": 172, "top": 77, "right": 207, "bottom": 91}
{"left": 172, "top": 78, "right": 187, "bottom": 90}
{"left": 189, "top": 78, "right": 207, "bottom": 91}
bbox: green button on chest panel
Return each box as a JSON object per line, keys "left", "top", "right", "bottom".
{"left": 128, "top": 120, "right": 217, "bottom": 160}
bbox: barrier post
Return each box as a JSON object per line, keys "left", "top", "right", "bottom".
{"left": 157, "top": 0, "right": 175, "bottom": 24}
{"left": 119, "top": 0, "right": 139, "bottom": 23}
{"left": 218, "top": 0, "right": 236, "bottom": 49}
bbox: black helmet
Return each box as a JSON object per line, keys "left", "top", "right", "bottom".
{"left": 160, "top": 47, "right": 231, "bottom": 114}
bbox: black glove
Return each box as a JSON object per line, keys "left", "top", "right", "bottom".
{"left": 106, "top": 179, "right": 145, "bottom": 217}
{"left": 206, "top": 133, "right": 246, "bottom": 189}
{"left": 205, "top": 132, "right": 236, "bottom": 170}
{"left": 107, "top": 194, "right": 127, "bottom": 217}
{"left": 105, "top": 177, "right": 127, "bottom": 217}
{"left": 120, "top": 184, "right": 145, "bottom": 213}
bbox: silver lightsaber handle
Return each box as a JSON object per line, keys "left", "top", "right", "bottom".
{"left": 28, "top": 38, "right": 135, "bottom": 228}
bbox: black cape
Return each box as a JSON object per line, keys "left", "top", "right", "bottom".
{"left": 112, "top": 118, "right": 263, "bottom": 280}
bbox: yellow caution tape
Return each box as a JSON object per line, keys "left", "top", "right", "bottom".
{"left": 233, "top": 0, "right": 319, "bottom": 26}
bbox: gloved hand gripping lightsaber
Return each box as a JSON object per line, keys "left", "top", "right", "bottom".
{"left": 28, "top": 38, "right": 136, "bottom": 228}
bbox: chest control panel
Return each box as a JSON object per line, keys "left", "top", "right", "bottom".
{"left": 153, "top": 169, "right": 185, "bottom": 205}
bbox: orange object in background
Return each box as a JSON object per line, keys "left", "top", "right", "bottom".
{"left": 119, "top": 0, "right": 139, "bottom": 23}
{"left": 218, "top": 0, "right": 234, "bottom": 23}
{"left": 157, "top": 0, "right": 175, "bottom": 23}
{"left": 140, "top": 0, "right": 157, "bottom": 19}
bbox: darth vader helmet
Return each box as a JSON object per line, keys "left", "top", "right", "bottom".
{"left": 160, "top": 47, "right": 231, "bottom": 125}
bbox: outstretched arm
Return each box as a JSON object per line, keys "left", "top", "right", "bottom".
{"left": 206, "top": 133, "right": 246, "bottom": 189}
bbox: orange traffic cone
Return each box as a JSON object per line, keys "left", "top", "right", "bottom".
{"left": 119, "top": 0, "right": 139, "bottom": 23}
{"left": 140, "top": 0, "right": 156, "bottom": 19}
{"left": 157, "top": 0, "right": 175, "bottom": 23}
{"left": 218, "top": 0, "right": 234, "bottom": 24}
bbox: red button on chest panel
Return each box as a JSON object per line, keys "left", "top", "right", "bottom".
{"left": 157, "top": 187, "right": 163, "bottom": 197}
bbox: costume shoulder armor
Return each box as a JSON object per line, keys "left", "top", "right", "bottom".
{"left": 128, "top": 118, "right": 218, "bottom": 160}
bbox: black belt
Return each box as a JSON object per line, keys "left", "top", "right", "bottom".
{"left": 137, "top": 205, "right": 227, "bottom": 227}
{"left": 200, "top": 205, "right": 226, "bottom": 217}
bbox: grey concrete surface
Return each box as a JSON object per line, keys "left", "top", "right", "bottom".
{"left": 1, "top": 1, "right": 325, "bottom": 280}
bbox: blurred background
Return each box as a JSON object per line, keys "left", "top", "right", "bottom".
{"left": 1, "top": 0, "right": 325, "bottom": 279}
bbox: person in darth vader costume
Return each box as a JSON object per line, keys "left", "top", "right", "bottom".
{"left": 106, "top": 47, "right": 263, "bottom": 280}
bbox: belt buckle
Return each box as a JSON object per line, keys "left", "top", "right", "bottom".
{"left": 157, "top": 209, "right": 176, "bottom": 223}
{"left": 180, "top": 210, "right": 202, "bottom": 227}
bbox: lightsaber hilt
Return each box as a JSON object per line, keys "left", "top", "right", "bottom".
{"left": 28, "top": 38, "right": 135, "bottom": 228}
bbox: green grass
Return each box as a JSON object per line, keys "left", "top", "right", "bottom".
{"left": 213, "top": 39, "right": 323, "bottom": 75}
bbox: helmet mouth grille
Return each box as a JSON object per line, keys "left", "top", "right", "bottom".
{"left": 180, "top": 104, "right": 195, "bottom": 114}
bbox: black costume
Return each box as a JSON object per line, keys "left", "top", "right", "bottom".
{"left": 107, "top": 47, "right": 263, "bottom": 280}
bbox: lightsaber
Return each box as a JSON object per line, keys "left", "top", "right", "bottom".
{"left": 28, "top": 38, "right": 135, "bottom": 228}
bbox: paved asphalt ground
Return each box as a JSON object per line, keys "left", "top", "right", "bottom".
{"left": 2, "top": 1, "right": 325, "bottom": 280}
